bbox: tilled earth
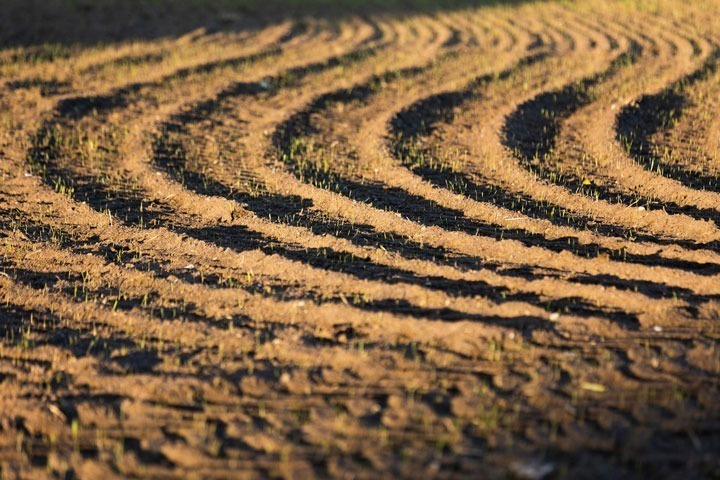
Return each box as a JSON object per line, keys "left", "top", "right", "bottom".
{"left": 1, "top": 0, "right": 720, "bottom": 478}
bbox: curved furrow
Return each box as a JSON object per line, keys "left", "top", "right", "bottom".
{"left": 2, "top": 218, "right": 530, "bottom": 362}
{"left": 434, "top": 9, "right": 497, "bottom": 51}
{"left": 4, "top": 204, "right": 716, "bottom": 404}
{"left": 28, "top": 15, "right": 380, "bottom": 182}
{"left": 152, "top": 120, "right": 689, "bottom": 332}
{"left": 3, "top": 180, "right": 571, "bottom": 338}
{"left": 352, "top": 15, "right": 385, "bottom": 48}
{"left": 255, "top": 13, "right": 542, "bottom": 233}
{"left": 147, "top": 13, "right": 532, "bottom": 271}
{"left": 270, "top": 84, "right": 717, "bottom": 290}
{"left": 264, "top": 18, "right": 584, "bottom": 251}
{"left": 5, "top": 28, "right": 273, "bottom": 118}
{"left": 280, "top": 30, "right": 712, "bottom": 284}
{"left": 18, "top": 11, "right": 683, "bottom": 335}
{"left": 2, "top": 169, "right": 553, "bottom": 360}
{"left": 75, "top": 27, "right": 218, "bottom": 74}
{"left": 4, "top": 3, "right": 720, "bottom": 476}
{"left": 317, "top": 10, "right": 719, "bottom": 284}
{"left": 11, "top": 15, "right": 588, "bottom": 338}
{"left": 392, "top": 39, "right": 642, "bottom": 234}
{"left": 252, "top": 16, "right": 720, "bottom": 300}
{"left": 0, "top": 23, "right": 290, "bottom": 100}
{"left": 133, "top": 17, "right": 617, "bottom": 328}
{"left": 528, "top": 15, "right": 720, "bottom": 239}
{"left": 617, "top": 48, "right": 720, "bottom": 192}
{"left": 266, "top": 12, "right": 550, "bottom": 210}
{"left": 386, "top": 21, "right": 720, "bottom": 270}
{"left": 146, "top": 8, "right": 512, "bottom": 195}
{"left": 148, "top": 7, "right": 486, "bottom": 213}
{"left": 464, "top": 16, "right": 720, "bottom": 249}
{"left": 382, "top": 12, "right": 648, "bottom": 240}
{"left": 46, "top": 18, "right": 342, "bottom": 124}
{"left": 10, "top": 28, "right": 292, "bottom": 137}
{"left": 18, "top": 21, "right": 372, "bottom": 222}
{"left": 58, "top": 14, "right": 416, "bottom": 128}
{"left": 71, "top": 27, "right": 262, "bottom": 81}
{"left": 2, "top": 216, "right": 578, "bottom": 395}
{"left": 150, "top": 11, "right": 498, "bottom": 212}
{"left": 22, "top": 21, "right": 390, "bottom": 240}
{"left": 643, "top": 23, "right": 720, "bottom": 174}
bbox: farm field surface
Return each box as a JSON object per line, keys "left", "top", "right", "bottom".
{"left": 1, "top": 0, "right": 720, "bottom": 478}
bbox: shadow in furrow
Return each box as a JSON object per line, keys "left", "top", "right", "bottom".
{"left": 29, "top": 25, "right": 343, "bottom": 225}
{"left": 505, "top": 42, "right": 720, "bottom": 233}
{"left": 29, "top": 124, "right": 175, "bottom": 227}
{"left": 6, "top": 195, "right": 639, "bottom": 332}
{"left": 616, "top": 49, "right": 720, "bottom": 192}
{"left": 4, "top": 197, "right": 559, "bottom": 331}
{"left": 274, "top": 48, "right": 720, "bottom": 265}
{"left": 387, "top": 42, "right": 720, "bottom": 270}
{"left": 390, "top": 49, "right": 547, "bottom": 139}
{"left": 5, "top": 78, "right": 72, "bottom": 96}
{"left": 20, "top": 48, "right": 663, "bottom": 331}
{"left": 442, "top": 27, "right": 463, "bottom": 48}
{"left": 20, "top": 117, "right": 707, "bottom": 328}
{"left": 150, "top": 126, "right": 699, "bottom": 320}
{"left": 150, "top": 49, "right": 537, "bottom": 277}
{"left": 272, "top": 58, "right": 614, "bottom": 256}
{"left": 171, "top": 44, "right": 385, "bottom": 123}
{"left": 277, "top": 20, "right": 311, "bottom": 44}
{"left": 3, "top": 256, "right": 526, "bottom": 369}
{"left": 80, "top": 51, "right": 169, "bottom": 76}
{"left": 390, "top": 153, "right": 720, "bottom": 271}
{"left": 504, "top": 43, "right": 641, "bottom": 169}
{"left": 357, "top": 16, "right": 386, "bottom": 48}
{"left": 13, "top": 218, "right": 561, "bottom": 331}
{"left": 189, "top": 225, "right": 510, "bottom": 299}
{"left": 0, "top": 302, "right": 161, "bottom": 374}
{"left": 16, "top": 64, "right": 563, "bottom": 329}
{"left": 152, "top": 53, "right": 561, "bottom": 282}
{"left": 571, "top": 273, "right": 720, "bottom": 306}
{"left": 55, "top": 18, "right": 390, "bottom": 124}
{"left": 158, "top": 133, "right": 640, "bottom": 328}
{"left": 55, "top": 46, "right": 282, "bottom": 120}
{"left": 157, "top": 138, "right": 507, "bottom": 276}
{"left": 7, "top": 211, "right": 307, "bottom": 305}
{"left": 362, "top": 298, "right": 553, "bottom": 331}
{"left": 188, "top": 225, "right": 638, "bottom": 330}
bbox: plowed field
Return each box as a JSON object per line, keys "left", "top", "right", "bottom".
{"left": 1, "top": 0, "right": 720, "bottom": 478}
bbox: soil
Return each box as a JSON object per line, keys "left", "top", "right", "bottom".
{"left": 1, "top": 0, "right": 719, "bottom": 478}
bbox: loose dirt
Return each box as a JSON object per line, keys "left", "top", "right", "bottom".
{"left": 1, "top": 0, "right": 719, "bottom": 478}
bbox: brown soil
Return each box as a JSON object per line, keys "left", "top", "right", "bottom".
{"left": 1, "top": 1, "right": 720, "bottom": 478}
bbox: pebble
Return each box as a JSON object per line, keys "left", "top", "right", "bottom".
{"left": 509, "top": 459, "right": 556, "bottom": 480}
